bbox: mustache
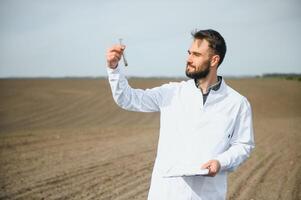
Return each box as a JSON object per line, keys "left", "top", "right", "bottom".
{"left": 186, "top": 63, "right": 196, "bottom": 68}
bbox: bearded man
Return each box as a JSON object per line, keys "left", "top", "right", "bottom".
{"left": 105, "top": 29, "right": 255, "bottom": 200}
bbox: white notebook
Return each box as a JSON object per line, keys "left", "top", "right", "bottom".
{"left": 163, "top": 165, "right": 209, "bottom": 178}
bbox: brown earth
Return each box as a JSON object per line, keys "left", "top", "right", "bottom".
{"left": 0, "top": 77, "right": 300, "bottom": 200}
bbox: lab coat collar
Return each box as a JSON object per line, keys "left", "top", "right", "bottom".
{"left": 189, "top": 77, "right": 228, "bottom": 103}
{"left": 194, "top": 76, "right": 222, "bottom": 93}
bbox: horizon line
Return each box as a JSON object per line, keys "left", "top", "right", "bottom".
{"left": 1, "top": 73, "right": 301, "bottom": 79}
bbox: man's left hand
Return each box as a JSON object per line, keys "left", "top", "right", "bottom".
{"left": 201, "top": 160, "right": 221, "bottom": 177}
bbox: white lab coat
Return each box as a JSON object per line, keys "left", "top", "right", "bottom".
{"left": 107, "top": 66, "right": 255, "bottom": 200}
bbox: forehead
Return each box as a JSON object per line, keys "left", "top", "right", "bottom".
{"left": 190, "top": 39, "right": 211, "bottom": 53}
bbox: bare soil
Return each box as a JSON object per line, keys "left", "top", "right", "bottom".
{"left": 0, "top": 78, "right": 300, "bottom": 200}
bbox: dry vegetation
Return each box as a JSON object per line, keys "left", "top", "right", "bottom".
{"left": 0, "top": 77, "right": 300, "bottom": 199}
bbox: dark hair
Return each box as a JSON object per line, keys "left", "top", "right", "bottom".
{"left": 191, "top": 29, "right": 226, "bottom": 67}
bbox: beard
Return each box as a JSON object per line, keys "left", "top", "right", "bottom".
{"left": 185, "top": 61, "right": 210, "bottom": 80}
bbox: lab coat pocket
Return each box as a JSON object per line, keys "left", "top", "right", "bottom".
{"left": 197, "top": 113, "right": 233, "bottom": 155}
{"left": 210, "top": 114, "right": 233, "bottom": 155}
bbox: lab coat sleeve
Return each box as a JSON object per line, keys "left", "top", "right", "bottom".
{"left": 106, "top": 66, "right": 168, "bottom": 112}
{"left": 215, "top": 97, "right": 255, "bottom": 172}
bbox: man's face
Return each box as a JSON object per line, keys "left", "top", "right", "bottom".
{"left": 185, "top": 39, "right": 213, "bottom": 79}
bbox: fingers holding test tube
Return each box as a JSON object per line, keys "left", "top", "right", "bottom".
{"left": 106, "top": 43, "right": 126, "bottom": 69}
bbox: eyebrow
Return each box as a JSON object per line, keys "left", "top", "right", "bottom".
{"left": 188, "top": 50, "right": 202, "bottom": 56}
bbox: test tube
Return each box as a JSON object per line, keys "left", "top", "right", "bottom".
{"left": 119, "top": 38, "right": 128, "bottom": 67}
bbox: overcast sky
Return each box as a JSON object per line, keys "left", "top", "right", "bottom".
{"left": 0, "top": 0, "right": 300, "bottom": 77}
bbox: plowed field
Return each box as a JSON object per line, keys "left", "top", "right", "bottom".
{"left": 0, "top": 78, "right": 300, "bottom": 199}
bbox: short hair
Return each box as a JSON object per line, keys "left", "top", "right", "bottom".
{"left": 191, "top": 29, "right": 227, "bottom": 67}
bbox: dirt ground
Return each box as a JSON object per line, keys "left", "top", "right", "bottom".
{"left": 0, "top": 77, "right": 300, "bottom": 200}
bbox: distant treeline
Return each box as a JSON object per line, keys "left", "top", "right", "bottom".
{"left": 262, "top": 73, "right": 301, "bottom": 81}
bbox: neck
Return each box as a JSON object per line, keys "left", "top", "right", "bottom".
{"left": 196, "top": 73, "right": 218, "bottom": 94}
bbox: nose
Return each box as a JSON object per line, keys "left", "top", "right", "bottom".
{"left": 187, "top": 54, "right": 193, "bottom": 64}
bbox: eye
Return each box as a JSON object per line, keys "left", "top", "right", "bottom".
{"left": 187, "top": 50, "right": 202, "bottom": 57}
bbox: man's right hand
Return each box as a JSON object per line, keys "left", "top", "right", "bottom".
{"left": 106, "top": 45, "right": 125, "bottom": 69}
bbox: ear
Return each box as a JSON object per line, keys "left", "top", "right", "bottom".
{"left": 210, "top": 55, "right": 220, "bottom": 68}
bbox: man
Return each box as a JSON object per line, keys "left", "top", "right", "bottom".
{"left": 105, "top": 29, "right": 255, "bottom": 200}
